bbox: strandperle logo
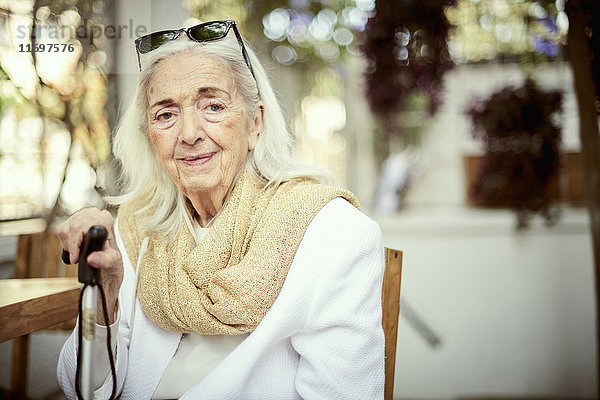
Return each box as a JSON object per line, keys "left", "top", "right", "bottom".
{"left": 16, "top": 19, "right": 148, "bottom": 42}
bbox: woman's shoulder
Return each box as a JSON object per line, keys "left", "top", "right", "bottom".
{"left": 268, "top": 178, "right": 380, "bottom": 241}
{"left": 285, "top": 196, "right": 384, "bottom": 307}
{"left": 295, "top": 196, "right": 383, "bottom": 269}
{"left": 271, "top": 178, "right": 360, "bottom": 215}
{"left": 308, "top": 197, "right": 381, "bottom": 236}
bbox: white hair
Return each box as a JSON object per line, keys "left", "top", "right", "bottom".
{"left": 106, "top": 31, "right": 332, "bottom": 240}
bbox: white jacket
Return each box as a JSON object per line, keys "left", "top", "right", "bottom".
{"left": 57, "top": 198, "right": 385, "bottom": 399}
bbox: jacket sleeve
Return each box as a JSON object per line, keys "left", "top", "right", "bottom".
{"left": 291, "top": 198, "right": 386, "bottom": 400}
{"left": 56, "top": 220, "right": 132, "bottom": 400}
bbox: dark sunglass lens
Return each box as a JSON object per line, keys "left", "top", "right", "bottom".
{"left": 189, "top": 22, "right": 229, "bottom": 41}
{"left": 138, "top": 32, "right": 177, "bottom": 53}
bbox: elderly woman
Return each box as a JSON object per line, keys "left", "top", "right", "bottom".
{"left": 57, "top": 20, "right": 384, "bottom": 399}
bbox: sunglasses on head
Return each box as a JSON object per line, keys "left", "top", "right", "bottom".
{"left": 134, "top": 20, "right": 255, "bottom": 79}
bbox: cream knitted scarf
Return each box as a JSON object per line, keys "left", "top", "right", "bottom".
{"left": 117, "top": 170, "right": 359, "bottom": 335}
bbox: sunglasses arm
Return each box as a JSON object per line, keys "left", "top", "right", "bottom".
{"left": 231, "top": 26, "right": 256, "bottom": 79}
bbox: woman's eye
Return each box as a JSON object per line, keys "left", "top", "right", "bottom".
{"left": 208, "top": 103, "right": 224, "bottom": 112}
{"left": 157, "top": 112, "right": 173, "bottom": 121}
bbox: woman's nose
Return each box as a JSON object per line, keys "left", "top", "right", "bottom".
{"left": 179, "top": 107, "right": 206, "bottom": 145}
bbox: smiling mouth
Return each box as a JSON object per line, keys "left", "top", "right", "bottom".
{"left": 179, "top": 152, "right": 216, "bottom": 166}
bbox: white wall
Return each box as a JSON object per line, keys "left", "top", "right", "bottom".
{"left": 374, "top": 208, "right": 595, "bottom": 399}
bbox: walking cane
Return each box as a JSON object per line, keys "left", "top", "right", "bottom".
{"left": 62, "top": 225, "right": 108, "bottom": 400}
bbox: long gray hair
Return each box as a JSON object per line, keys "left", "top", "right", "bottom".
{"left": 106, "top": 32, "right": 332, "bottom": 240}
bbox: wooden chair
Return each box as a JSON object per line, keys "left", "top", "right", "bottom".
{"left": 10, "top": 231, "right": 78, "bottom": 399}
{"left": 383, "top": 247, "right": 403, "bottom": 400}
{"left": 14, "top": 231, "right": 78, "bottom": 280}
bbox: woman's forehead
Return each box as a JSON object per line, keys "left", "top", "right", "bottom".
{"left": 147, "top": 51, "right": 236, "bottom": 101}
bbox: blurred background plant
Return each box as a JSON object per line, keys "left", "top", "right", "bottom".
{"left": 360, "top": 0, "right": 457, "bottom": 165}
{"left": 0, "top": 0, "right": 116, "bottom": 230}
{"left": 466, "top": 78, "right": 562, "bottom": 228}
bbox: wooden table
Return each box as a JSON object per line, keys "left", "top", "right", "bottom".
{"left": 0, "top": 277, "right": 80, "bottom": 399}
{"left": 0, "top": 277, "right": 81, "bottom": 343}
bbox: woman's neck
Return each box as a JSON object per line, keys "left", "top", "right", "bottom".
{"left": 188, "top": 168, "right": 244, "bottom": 228}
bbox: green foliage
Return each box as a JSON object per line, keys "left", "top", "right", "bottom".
{"left": 0, "top": 65, "right": 12, "bottom": 116}
{"left": 0, "top": 0, "right": 113, "bottom": 221}
{"left": 185, "top": 0, "right": 248, "bottom": 26}
{"left": 360, "top": 0, "right": 456, "bottom": 120}
{"left": 188, "top": 0, "right": 374, "bottom": 68}
{"left": 446, "top": 0, "right": 567, "bottom": 64}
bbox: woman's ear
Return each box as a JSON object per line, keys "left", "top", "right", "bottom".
{"left": 248, "top": 102, "right": 264, "bottom": 151}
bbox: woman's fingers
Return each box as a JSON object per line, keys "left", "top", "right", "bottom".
{"left": 86, "top": 245, "right": 121, "bottom": 272}
{"left": 56, "top": 223, "right": 84, "bottom": 264}
{"left": 56, "top": 207, "right": 116, "bottom": 264}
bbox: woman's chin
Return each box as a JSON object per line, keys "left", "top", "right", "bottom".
{"left": 180, "top": 178, "right": 219, "bottom": 197}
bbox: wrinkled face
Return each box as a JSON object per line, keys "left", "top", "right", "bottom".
{"left": 146, "top": 50, "right": 261, "bottom": 203}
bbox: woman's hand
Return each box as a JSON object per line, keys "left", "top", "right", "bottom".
{"left": 57, "top": 207, "right": 123, "bottom": 325}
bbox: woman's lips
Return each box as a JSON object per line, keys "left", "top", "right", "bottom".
{"left": 179, "top": 152, "right": 216, "bottom": 166}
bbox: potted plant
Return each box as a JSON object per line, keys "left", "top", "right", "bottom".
{"left": 465, "top": 77, "right": 563, "bottom": 228}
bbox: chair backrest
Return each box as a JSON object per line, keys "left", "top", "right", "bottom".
{"left": 382, "top": 247, "right": 403, "bottom": 400}
{"left": 15, "top": 231, "right": 77, "bottom": 279}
